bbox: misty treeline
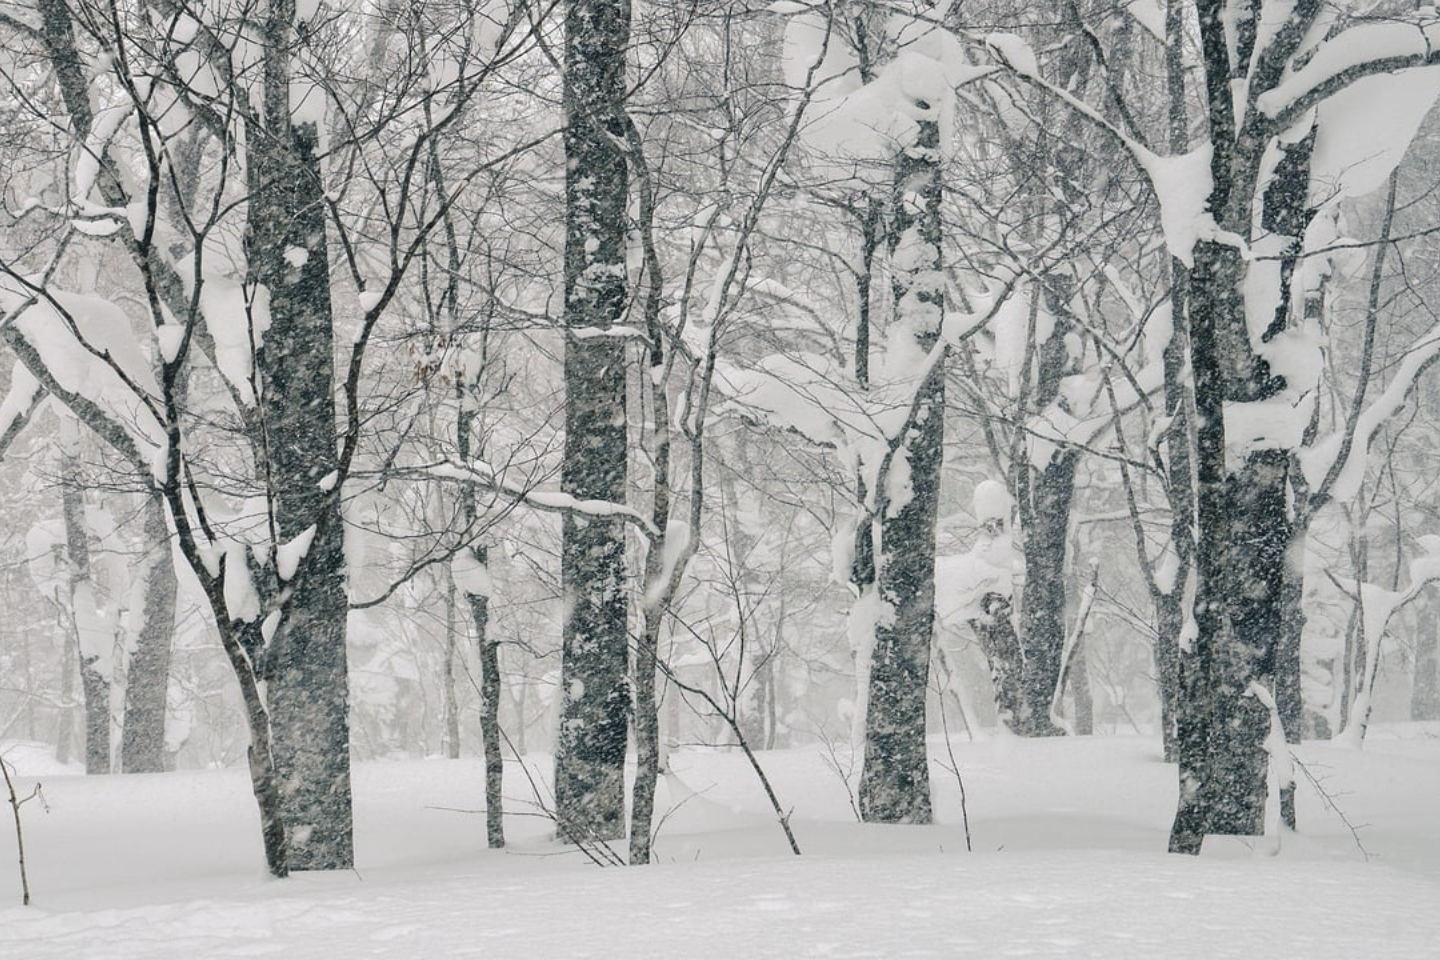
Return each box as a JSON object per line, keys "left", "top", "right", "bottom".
{"left": 1, "top": 0, "right": 1439, "bottom": 874}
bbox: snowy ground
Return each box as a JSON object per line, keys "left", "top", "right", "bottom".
{"left": 2, "top": 727, "right": 1437, "bottom": 958}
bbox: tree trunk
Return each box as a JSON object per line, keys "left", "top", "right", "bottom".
{"left": 1170, "top": 6, "right": 1321, "bottom": 848}
{"left": 248, "top": 27, "right": 353, "bottom": 868}
{"left": 1275, "top": 519, "right": 1308, "bottom": 828}
{"left": 555, "top": 0, "right": 631, "bottom": 845}
{"left": 55, "top": 623, "right": 76, "bottom": 767}
{"left": 857, "top": 111, "right": 944, "bottom": 824}
{"left": 442, "top": 575, "right": 461, "bottom": 759}
{"left": 972, "top": 592, "right": 1026, "bottom": 734}
{"left": 1067, "top": 638, "right": 1094, "bottom": 736}
{"left": 1171, "top": 236, "right": 1283, "bottom": 852}
{"left": 121, "top": 492, "right": 177, "bottom": 773}
{"left": 470, "top": 586, "right": 505, "bottom": 849}
{"left": 1412, "top": 594, "right": 1439, "bottom": 721}
{"left": 1154, "top": 586, "right": 1184, "bottom": 762}
{"left": 630, "top": 606, "right": 663, "bottom": 864}
{"left": 1210, "top": 448, "right": 1289, "bottom": 834}
{"left": 1017, "top": 451, "right": 1078, "bottom": 736}
{"left": 1154, "top": 0, "right": 1195, "bottom": 769}
{"left": 60, "top": 462, "right": 109, "bottom": 776}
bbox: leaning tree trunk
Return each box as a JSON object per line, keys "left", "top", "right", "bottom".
{"left": 120, "top": 491, "right": 177, "bottom": 773}
{"left": 857, "top": 109, "right": 944, "bottom": 825}
{"left": 554, "top": 0, "right": 632, "bottom": 845}
{"left": 247, "top": 26, "right": 353, "bottom": 869}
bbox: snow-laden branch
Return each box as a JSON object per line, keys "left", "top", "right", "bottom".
{"left": 423, "top": 459, "right": 659, "bottom": 538}
{"left": 0, "top": 275, "right": 164, "bottom": 478}
{"left": 1259, "top": 19, "right": 1440, "bottom": 123}
{"left": 1298, "top": 317, "right": 1440, "bottom": 506}
{"left": 1332, "top": 539, "right": 1440, "bottom": 746}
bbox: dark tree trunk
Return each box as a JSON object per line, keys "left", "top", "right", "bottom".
{"left": 121, "top": 492, "right": 177, "bottom": 773}
{"left": 1172, "top": 237, "right": 1289, "bottom": 851}
{"left": 1275, "top": 519, "right": 1308, "bottom": 828}
{"left": 972, "top": 592, "right": 1026, "bottom": 734}
{"left": 1209, "top": 448, "right": 1289, "bottom": 835}
{"left": 470, "top": 586, "right": 505, "bottom": 849}
{"left": 247, "top": 26, "right": 353, "bottom": 868}
{"left": 857, "top": 111, "right": 944, "bottom": 825}
{"left": 78, "top": 659, "right": 109, "bottom": 776}
{"left": 1170, "top": 234, "right": 1243, "bottom": 855}
{"left": 1154, "top": 586, "right": 1184, "bottom": 762}
{"left": 1170, "top": 2, "right": 1321, "bottom": 849}
{"left": 456, "top": 377, "right": 505, "bottom": 846}
{"left": 1017, "top": 451, "right": 1078, "bottom": 736}
{"left": 555, "top": 0, "right": 631, "bottom": 844}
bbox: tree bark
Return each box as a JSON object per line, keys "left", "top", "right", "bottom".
{"left": 442, "top": 575, "right": 461, "bottom": 759}
{"left": 247, "top": 12, "right": 353, "bottom": 868}
{"left": 1414, "top": 596, "right": 1440, "bottom": 721}
{"left": 60, "top": 462, "right": 109, "bottom": 776}
{"left": 555, "top": 0, "right": 632, "bottom": 844}
{"left": 120, "top": 492, "right": 177, "bottom": 773}
{"left": 857, "top": 111, "right": 944, "bottom": 824}
{"left": 1170, "top": 3, "right": 1322, "bottom": 850}
{"left": 971, "top": 592, "right": 1026, "bottom": 733}
{"left": 1017, "top": 451, "right": 1079, "bottom": 736}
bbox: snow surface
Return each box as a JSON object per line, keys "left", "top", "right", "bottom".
{"left": 3, "top": 729, "right": 1437, "bottom": 958}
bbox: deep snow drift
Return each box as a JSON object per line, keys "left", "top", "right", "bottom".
{"left": 2, "top": 727, "right": 1437, "bottom": 958}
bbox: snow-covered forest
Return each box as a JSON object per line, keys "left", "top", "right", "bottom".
{"left": 1, "top": 0, "right": 1439, "bottom": 954}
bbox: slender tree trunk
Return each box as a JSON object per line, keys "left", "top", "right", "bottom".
{"left": 555, "top": 0, "right": 631, "bottom": 844}
{"left": 1067, "top": 639, "right": 1094, "bottom": 736}
{"left": 456, "top": 386, "right": 504, "bottom": 848}
{"left": 1154, "top": 588, "right": 1184, "bottom": 761}
{"left": 442, "top": 575, "right": 461, "bottom": 759}
{"left": 55, "top": 622, "right": 76, "bottom": 767}
{"left": 1275, "top": 519, "right": 1308, "bottom": 828}
{"left": 60, "top": 461, "right": 109, "bottom": 776}
{"left": 1154, "top": 0, "right": 1194, "bottom": 768}
{"left": 630, "top": 606, "right": 663, "bottom": 864}
{"left": 1413, "top": 596, "right": 1440, "bottom": 721}
{"left": 121, "top": 492, "right": 177, "bottom": 773}
{"left": 857, "top": 111, "right": 944, "bottom": 824}
{"left": 470, "top": 587, "right": 505, "bottom": 848}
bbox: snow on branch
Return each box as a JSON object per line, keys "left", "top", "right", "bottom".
{"left": 1332, "top": 538, "right": 1440, "bottom": 746}
{"left": 1258, "top": 19, "right": 1440, "bottom": 124}
{"left": 424, "top": 460, "right": 659, "bottom": 538}
{"left": 1298, "top": 317, "right": 1440, "bottom": 505}
{"left": 0, "top": 275, "right": 165, "bottom": 478}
